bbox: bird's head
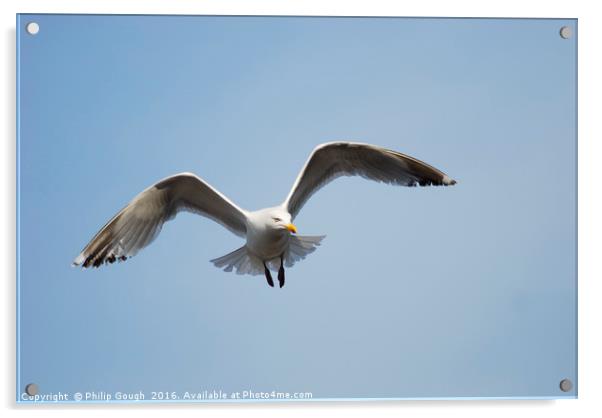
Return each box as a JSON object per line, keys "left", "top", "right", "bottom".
{"left": 267, "top": 210, "right": 297, "bottom": 234}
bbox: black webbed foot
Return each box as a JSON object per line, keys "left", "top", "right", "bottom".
{"left": 264, "top": 262, "right": 274, "bottom": 287}
{"left": 278, "top": 254, "right": 285, "bottom": 288}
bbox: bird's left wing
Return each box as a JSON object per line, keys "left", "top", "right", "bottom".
{"left": 283, "top": 142, "right": 456, "bottom": 218}
{"left": 73, "top": 172, "right": 247, "bottom": 268}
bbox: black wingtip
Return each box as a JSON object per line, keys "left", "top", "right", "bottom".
{"left": 442, "top": 175, "right": 457, "bottom": 186}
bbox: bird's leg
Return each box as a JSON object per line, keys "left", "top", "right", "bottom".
{"left": 278, "top": 253, "right": 285, "bottom": 288}
{"left": 263, "top": 262, "right": 274, "bottom": 287}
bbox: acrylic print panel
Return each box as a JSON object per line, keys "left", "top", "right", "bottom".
{"left": 16, "top": 15, "right": 577, "bottom": 403}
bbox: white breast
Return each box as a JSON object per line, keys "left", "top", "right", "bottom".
{"left": 246, "top": 227, "right": 289, "bottom": 260}
{"left": 245, "top": 211, "right": 290, "bottom": 260}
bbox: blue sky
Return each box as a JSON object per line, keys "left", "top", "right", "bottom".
{"left": 17, "top": 15, "right": 576, "bottom": 401}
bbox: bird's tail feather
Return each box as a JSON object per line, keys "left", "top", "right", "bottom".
{"left": 283, "top": 235, "right": 326, "bottom": 268}
{"left": 210, "top": 235, "right": 326, "bottom": 276}
{"left": 210, "top": 246, "right": 264, "bottom": 276}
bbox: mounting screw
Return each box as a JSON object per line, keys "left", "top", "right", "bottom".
{"left": 559, "top": 378, "right": 573, "bottom": 392}
{"left": 25, "top": 383, "right": 38, "bottom": 396}
{"left": 559, "top": 26, "right": 572, "bottom": 39}
{"left": 26, "top": 22, "right": 40, "bottom": 35}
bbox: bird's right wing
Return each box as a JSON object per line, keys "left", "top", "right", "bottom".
{"left": 283, "top": 142, "right": 456, "bottom": 218}
{"left": 73, "top": 172, "right": 247, "bottom": 268}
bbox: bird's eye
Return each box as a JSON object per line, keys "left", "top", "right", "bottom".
{"left": 272, "top": 217, "right": 282, "bottom": 222}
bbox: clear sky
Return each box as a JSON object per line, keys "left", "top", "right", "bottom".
{"left": 17, "top": 15, "right": 576, "bottom": 401}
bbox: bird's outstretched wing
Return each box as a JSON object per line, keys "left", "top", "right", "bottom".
{"left": 73, "top": 172, "right": 247, "bottom": 268}
{"left": 283, "top": 142, "right": 456, "bottom": 218}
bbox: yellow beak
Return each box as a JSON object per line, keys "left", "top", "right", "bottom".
{"left": 286, "top": 223, "right": 297, "bottom": 234}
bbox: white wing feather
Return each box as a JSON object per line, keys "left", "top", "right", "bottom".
{"left": 283, "top": 142, "right": 456, "bottom": 218}
{"left": 73, "top": 172, "right": 248, "bottom": 268}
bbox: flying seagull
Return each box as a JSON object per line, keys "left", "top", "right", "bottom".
{"left": 73, "top": 141, "right": 456, "bottom": 287}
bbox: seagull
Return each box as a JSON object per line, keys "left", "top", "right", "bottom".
{"left": 73, "top": 141, "right": 456, "bottom": 287}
